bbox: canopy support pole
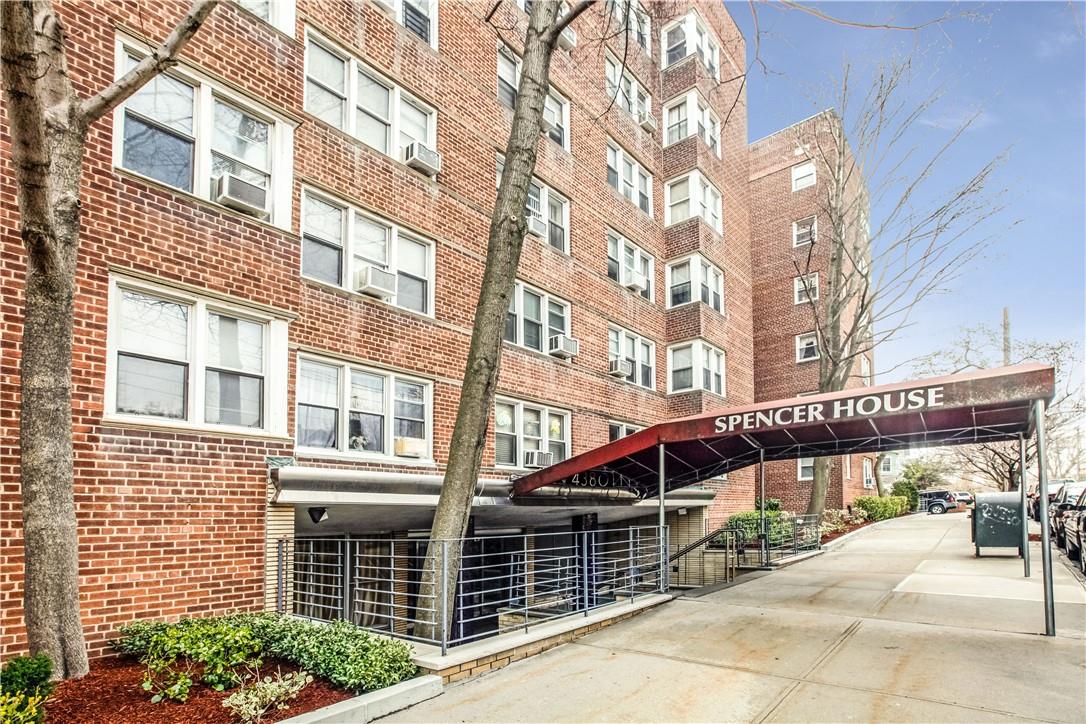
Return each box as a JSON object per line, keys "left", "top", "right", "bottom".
{"left": 1019, "top": 432, "right": 1030, "bottom": 577}
{"left": 759, "top": 448, "right": 766, "bottom": 567}
{"left": 658, "top": 443, "right": 668, "bottom": 593}
{"left": 1033, "top": 400, "right": 1055, "bottom": 636}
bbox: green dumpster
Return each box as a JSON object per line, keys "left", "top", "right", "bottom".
{"left": 972, "top": 492, "right": 1024, "bottom": 557}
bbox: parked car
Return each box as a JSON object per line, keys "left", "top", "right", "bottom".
{"left": 1029, "top": 478, "right": 1073, "bottom": 520}
{"left": 954, "top": 491, "right": 975, "bottom": 507}
{"left": 919, "top": 490, "right": 957, "bottom": 514}
{"left": 1048, "top": 482, "right": 1086, "bottom": 549}
{"left": 1063, "top": 488, "right": 1086, "bottom": 569}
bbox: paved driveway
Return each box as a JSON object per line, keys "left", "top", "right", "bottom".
{"left": 386, "top": 513, "right": 1086, "bottom": 723}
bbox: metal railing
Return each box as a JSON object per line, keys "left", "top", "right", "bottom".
{"left": 272, "top": 525, "right": 666, "bottom": 654}
{"left": 669, "top": 527, "right": 738, "bottom": 588}
{"left": 707, "top": 513, "right": 822, "bottom": 567}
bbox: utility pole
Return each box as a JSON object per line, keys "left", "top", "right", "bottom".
{"left": 1002, "top": 307, "right": 1011, "bottom": 366}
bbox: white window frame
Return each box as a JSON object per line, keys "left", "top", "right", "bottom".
{"left": 860, "top": 356, "right": 872, "bottom": 386}
{"left": 295, "top": 353, "right": 434, "bottom": 463}
{"left": 863, "top": 458, "right": 875, "bottom": 489}
{"left": 608, "top": 325, "right": 656, "bottom": 390}
{"left": 797, "top": 457, "right": 815, "bottom": 481}
{"left": 608, "top": 420, "right": 644, "bottom": 441}
{"left": 660, "top": 11, "right": 720, "bottom": 80}
{"left": 795, "top": 332, "right": 820, "bottom": 363}
{"left": 494, "top": 397, "right": 571, "bottom": 470}
{"left": 104, "top": 273, "right": 289, "bottom": 437}
{"left": 605, "top": 52, "right": 651, "bottom": 119}
{"left": 234, "top": 0, "right": 296, "bottom": 35}
{"left": 606, "top": 229, "right": 654, "bottom": 302}
{"left": 667, "top": 340, "right": 726, "bottom": 395}
{"left": 664, "top": 171, "right": 722, "bottom": 233}
{"left": 793, "top": 216, "right": 817, "bottom": 246}
{"left": 666, "top": 254, "right": 723, "bottom": 312}
{"left": 881, "top": 456, "right": 894, "bottom": 473}
{"left": 112, "top": 35, "right": 296, "bottom": 231}
{"left": 300, "top": 186, "right": 436, "bottom": 317}
{"left": 389, "top": 0, "right": 439, "bottom": 49}
{"left": 791, "top": 161, "right": 816, "bottom": 191}
{"left": 496, "top": 156, "right": 570, "bottom": 253}
{"left": 606, "top": 0, "right": 651, "bottom": 53}
{"left": 844, "top": 455, "right": 852, "bottom": 479}
{"left": 662, "top": 91, "right": 720, "bottom": 156}
{"left": 304, "top": 29, "right": 437, "bottom": 166}
{"left": 543, "top": 87, "right": 572, "bottom": 151}
{"left": 794, "top": 273, "right": 819, "bottom": 304}
{"left": 606, "top": 138, "right": 653, "bottom": 216}
{"left": 504, "top": 280, "right": 571, "bottom": 354}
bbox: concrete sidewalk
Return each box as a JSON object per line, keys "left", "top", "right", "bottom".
{"left": 384, "top": 513, "right": 1086, "bottom": 723}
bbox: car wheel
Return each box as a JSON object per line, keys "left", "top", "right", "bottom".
{"left": 930, "top": 503, "right": 946, "bottom": 515}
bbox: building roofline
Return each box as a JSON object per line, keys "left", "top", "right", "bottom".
{"left": 749, "top": 107, "right": 837, "bottom": 147}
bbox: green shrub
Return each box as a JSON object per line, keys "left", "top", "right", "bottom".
{"left": 138, "top": 618, "right": 263, "bottom": 702}
{"left": 853, "top": 495, "right": 910, "bottom": 521}
{"left": 222, "top": 670, "right": 312, "bottom": 723}
{"left": 754, "top": 498, "right": 782, "bottom": 513}
{"left": 0, "top": 654, "right": 54, "bottom": 723}
{"left": 0, "top": 692, "right": 44, "bottom": 724}
{"left": 892, "top": 480, "right": 919, "bottom": 510}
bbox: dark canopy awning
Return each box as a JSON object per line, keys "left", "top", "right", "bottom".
{"left": 513, "top": 363, "right": 1055, "bottom": 499}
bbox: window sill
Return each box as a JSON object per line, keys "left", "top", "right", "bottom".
{"left": 300, "top": 276, "right": 436, "bottom": 322}
{"left": 604, "top": 276, "right": 655, "bottom": 304}
{"left": 796, "top": 357, "right": 820, "bottom": 365}
{"left": 502, "top": 341, "right": 575, "bottom": 365}
{"left": 666, "top": 386, "right": 724, "bottom": 398}
{"left": 295, "top": 448, "right": 437, "bottom": 466}
{"left": 112, "top": 167, "right": 295, "bottom": 236}
{"left": 665, "top": 300, "right": 726, "bottom": 318}
{"left": 300, "top": 114, "right": 440, "bottom": 183}
{"left": 100, "top": 414, "right": 293, "bottom": 442}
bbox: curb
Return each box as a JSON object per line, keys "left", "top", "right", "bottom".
{"left": 820, "top": 515, "right": 908, "bottom": 551}
{"left": 280, "top": 675, "right": 443, "bottom": 724}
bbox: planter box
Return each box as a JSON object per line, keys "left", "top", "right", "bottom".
{"left": 280, "top": 675, "right": 442, "bottom": 724}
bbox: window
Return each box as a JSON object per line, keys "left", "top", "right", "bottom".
{"left": 663, "top": 91, "right": 719, "bottom": 154}
{"left": 399, "top": 0, "right": 436, "bottom": 46}
{"left": 844, "top": 455, "right": 852, "bottom": 479}
{"left": 860, "top": 356, "right": 872, "bottom": 386}
{"left": 667, "top": 255, "right": 723, "bottom": 312}
{"left": 234, "top": 0, "right": 295, "bottom": 34}
{"left": 665, "top": 172, "right": 721, "bottom": 232}
{"left": 607, "top": 140, "right": 652, "bottom": 214}
{"left": 791, "top": 161, "right": 816, "bottom": 191}
{"left": 795, "top": 332, "right": 819, "bottom": 363}
{"left": 863, "top": 458, "right": 875, "bottom": 489}
{"left": 668, "top": 340, "right": 725, "bottom": 395}
{"left": 881, "top": 456, "right": 894, "bottom": 473}
{"left": 296, "top": 356, "right": 431, "bottom": 459}
{"left": 607, "top": 231, "right": 654, "bottom": 301}
{"left": 301, "top": 188, "right": 434, "bottom": 315}
{"left": 106, "top": 276, "right": 288, "bottom": 435}
{"left": 543, "top": 89, "right": 570, "bottom": 149}
{"left": 496, "top": 157, "right": 569, "bottom": 252}
{"left": 494, "top": 399, "right": 570, "bottom": 468}
{"left": 661, "top": 11, "right": 719, "bottom": 79}
{"left": 793, "top": 216, "right": 817, "bottom": 246}
{"left": 605, "top": 54, "right": 651, "bottom": 118}
{"left": 797, "top": 457, "right": 815, "bottom": 481}
{"left": 497, "top": 45, "right": 519, "bottom": 109}
{"left": 606, "top": 0, "right": 651, "bottom": 52}
{"left": 504, "top": 281, "right": 570, "bottom": 353}
{"left": 608, "top": 326, "right": 655, "bottom": 389}
{"left": 608, "top": 421, "right": 643, "bottom": 442}
{"left": 115, "top": 42, "right": 294, "bottom": 229}
{"left": 305, "top": 33, "right": 436, "bottom": 164}
{"left": 794, "top": 273, "right": 819, "bottom": 304}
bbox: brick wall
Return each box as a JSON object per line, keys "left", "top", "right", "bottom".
{"left": 0, "top": 0, "right": 759, "bottom": 660}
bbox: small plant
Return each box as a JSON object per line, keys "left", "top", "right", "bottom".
{"left": 139, "top": 618, "right": 263, "bottom": 702}
{"left": 0, "top": 654, "right": 54, "bottom": 723}
{"left": 222, "top": 670, "right": 312, "bottom": 723}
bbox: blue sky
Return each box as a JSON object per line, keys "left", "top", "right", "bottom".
{"left": 725, "top": 1, "right": 1085, "bottom": 383}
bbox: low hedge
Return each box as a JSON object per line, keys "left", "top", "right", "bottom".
{"left": 853, "top": 495, "right": 910, "bottom": 521}
{"left": 723, "top": 510, "right": 794, "bottom": 546}
{"left": 112, "top": 613, "right": 416, "bottom": 696}
{"left": 0, "top": 654, "right": 53, "bottom": 723}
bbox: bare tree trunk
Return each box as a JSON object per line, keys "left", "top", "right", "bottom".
{"left": 874, "top": 452, "right": 889, "bottom": 496}
{"left": 2, "top": 0, "right": 219, "bottom": 678}
{"left": 415, "top": 0, "right": 591, "bottom": 642}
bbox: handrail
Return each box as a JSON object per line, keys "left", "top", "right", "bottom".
{"left": 669, "top": 525, "right": 738, "bottom": 562}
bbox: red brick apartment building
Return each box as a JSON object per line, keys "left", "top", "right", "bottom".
{"left": 750, "top": 114, "right": 876, "bottom": 512}
{"left": 0, "top": 0, "right": 867, "bottom": 658}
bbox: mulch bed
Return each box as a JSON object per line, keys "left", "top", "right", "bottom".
{"left": 820, "top": 518, "right": 877, "bottom": 544}
{"left": 45, "top": 656, "right": 353, "bottom": 724}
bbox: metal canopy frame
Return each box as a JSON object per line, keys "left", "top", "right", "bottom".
{"left": 512, "top": 363, "right": 1058, "bottom": 634}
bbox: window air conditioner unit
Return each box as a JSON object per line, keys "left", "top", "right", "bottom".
{"left": 542, "top": 100, "right": 561, "bottom": 133}
{"left": 403, "top": 142, "right": 442, "bottom": 177}
{"left": 638, "top": 110, "right": 658, "bottom": 133}
{"left": 608, "top": 358, "right": 634, "bottom": 378}
{"left": 395, "top": 437, "right": 427, "bottom": 458}
{"left": 548, "top": 334, "right": 580, "bottom": 359}
{"left": 524, "top": 450, "right": 554, "bottom": 468}
{"left": 372, "top": 0, "right": 395, "bottom": 16}
{"left": 527, "top": 214, "right": 548, "bottom": 238}
{"left": 213, "top": 174, "right": 267, "bottom": 218}
{"left": 354, "top": 265, "right": 397, "bottom": 299}
{"left": 558, "top": 26, "right": 577, "bottom": 51}
{"left": 624, "top": 271, "right": 647, "bottom": 293}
